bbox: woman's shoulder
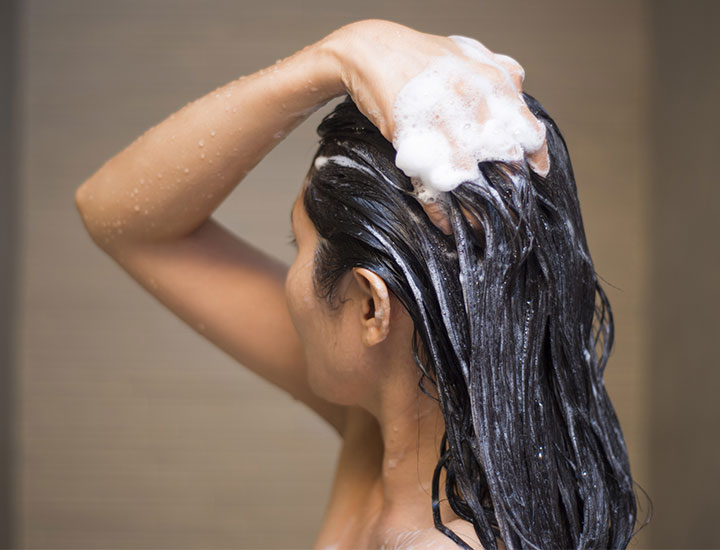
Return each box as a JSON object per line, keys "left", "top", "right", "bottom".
{"left": 427, "top": 519, "right": 486, "bottom": 550}
{"left": 385, "top": 520, "right": 486, "bottom": 550}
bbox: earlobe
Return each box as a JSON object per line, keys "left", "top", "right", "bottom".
{"left": 352, "top": 267, "right": 391, "bottom": 346}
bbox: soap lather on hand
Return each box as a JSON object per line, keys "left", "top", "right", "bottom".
{"left": 390, "top": 34, "right": 550, "bottom": 235}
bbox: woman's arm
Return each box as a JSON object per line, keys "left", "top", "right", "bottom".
{"left": 76, "top": 18, "right": 547, "bottom": 247}
{"left": 74, "top": 30, "right": 350, "bottom": 436}
{"left": 75, "top": 37, "right": 342, "bottom": 247}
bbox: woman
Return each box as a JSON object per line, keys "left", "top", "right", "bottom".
{"left": 74, "top": 19, "right": 643, "bottom": 550}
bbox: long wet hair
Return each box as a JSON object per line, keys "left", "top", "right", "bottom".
{"left": 303, "top": 94, "right": 649, "bottom": 549}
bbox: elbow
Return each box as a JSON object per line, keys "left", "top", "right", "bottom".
{"left": 74, "top": 185, "right": 87, "bottom": 215}
{"left": 74, "top": 183, "right": 105, "bottom": 246}
{"left": 74, "top": 183, "right": 94, "bottom": 230}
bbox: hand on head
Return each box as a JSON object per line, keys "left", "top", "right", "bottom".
{"left": 327, "top": 19, "right": 550, "bottom": 235}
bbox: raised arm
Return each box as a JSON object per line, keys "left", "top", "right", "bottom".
{"left": 74, "top": 37, "right": 343, "bottom": 246}
{"left": 74, "top": 29, "right": 349, "bottom": 435}
{"left": 75, "top": 18, "right": 547, "bottom": 254}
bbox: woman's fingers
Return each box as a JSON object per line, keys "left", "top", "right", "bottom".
{"left": 526, "top": 138, "right": 550, "bottom": 177}
{"left": 492, "top": 53, "right": 525, "bottom": 91}
{"left": 422, "top": 200, "right": 452, "bottom": 235}
{"left": 420, "top": 197, "right": 484, "bottom": 236}
{"left": 515, "top": 99, "right": 550, "bottom": 177}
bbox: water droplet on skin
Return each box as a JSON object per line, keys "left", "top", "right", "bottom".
{"left": 215, "top": 94, "right": 221, "bottom": 99}
{"left": 157, "top": 172, "right": 163, "bottom": 179}
{"left": 200, "top": 153, "right": 205, "bottom": 159}
{"left": 184, "top": 168, "right": 190, "bottom": 174}
{"left": 231, "top": 107, "right": 237, "bottom": 113}
{"left": 133, "top": 205, "right": 140, "bottom": 212}
{"left": 143, "top": 209, "right": 149, "bottom": 214}
{"left": 210, "top": 130, "right": 216, "bottom": 137}
{"left": 139, "top": 179, "right": 145, "bottom": 185}
{"left": 225, "top": 91, "right": 232, "bottom": 98}
{"left": 198, "top": 140, "right": 204, "bottom": 147}
{"left": 133, "top": 187, "right": 139, "bottom": 193}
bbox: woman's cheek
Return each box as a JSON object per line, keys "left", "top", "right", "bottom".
{"left": 284, "top": 262, "right": 303, "bottom": 333}
{"left": 284, "top": 256, "right": 316, "bottom": 341}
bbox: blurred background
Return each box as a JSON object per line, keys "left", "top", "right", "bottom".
{"left": 1, "top": 0, "right": 718, "bottom": 548}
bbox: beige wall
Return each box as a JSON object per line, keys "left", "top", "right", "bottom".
{"left": 647, "top": 1, "right": 720, "bottom": 546}
{"left": 1, "top": 0, "right": 21, "bottom": 546}
{"left": 12, "top": 0, "right": 678, "bottom": 547}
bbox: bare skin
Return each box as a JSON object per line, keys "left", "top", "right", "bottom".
{"left": 287, "top": 182, "right": 489, "bottom": 549}
{"left": 74, "top": 19, "right": 535, "bottom": 549}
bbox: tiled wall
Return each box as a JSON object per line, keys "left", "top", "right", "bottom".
{"left": 13, "top": 0, "right": 666, "bottom": 547}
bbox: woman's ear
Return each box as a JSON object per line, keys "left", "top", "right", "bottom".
{"left": 351, "top": 267, "right": 391, "bottom": 347}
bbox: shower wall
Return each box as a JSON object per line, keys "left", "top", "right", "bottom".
{"left": 6, "top": 0, "right": 716, "bottom": 548}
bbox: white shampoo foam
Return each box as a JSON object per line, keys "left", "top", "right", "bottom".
{"left": 391, "top": 35, "right": 547, "bottom": 203}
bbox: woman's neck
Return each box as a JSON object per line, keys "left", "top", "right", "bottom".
{"left": 362, "top": 359, "right": 463, "bottom": 542}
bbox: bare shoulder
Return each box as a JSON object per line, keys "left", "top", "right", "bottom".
{"left": 385, "top": 520, "right": 486, "bottom": 550}
{"left": 423, "top": 520, "right": 485, "bottom": 550}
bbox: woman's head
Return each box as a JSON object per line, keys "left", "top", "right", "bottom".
{"left": 285, "top": 94, "right": 643, "bottom": 549}
{"left": 284, "top": 175, "right": 418, "bottom": 408}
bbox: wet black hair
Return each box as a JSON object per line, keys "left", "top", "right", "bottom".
{"left": 303, "top": 94, "right": 650, "bottom": 549}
